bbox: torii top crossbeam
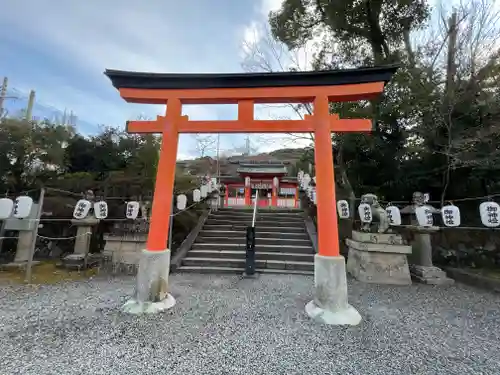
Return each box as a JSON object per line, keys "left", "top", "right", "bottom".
{"left": 105, "top": 65, "right": 397, "bottom": 255}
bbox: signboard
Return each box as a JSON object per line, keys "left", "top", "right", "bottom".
{"left": 251, "top": 182, "right": 272, "bottom": 189}
{"left": 279, "top": 187, "right": 296, "bottom": 195}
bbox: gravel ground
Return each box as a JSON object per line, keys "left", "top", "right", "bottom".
{"left": 1, "top": 273, "right": 500, "bottom": 375}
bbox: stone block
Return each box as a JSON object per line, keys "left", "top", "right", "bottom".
{"left": 410, "top": 265, "right": 454, "bottom": 285}
{"left": 351, "top": 230, "right": 403, "bottom": 245}
{"left": 346, "top": 235, "right": 412, "bottom": 285}
{"left": 346, "top": 238, "right": 411, "bottom": 254}
{"left": 102, "top": 234, "right": 147, "bottom": 268}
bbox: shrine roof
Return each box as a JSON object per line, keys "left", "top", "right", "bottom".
{"left": 104, "top": 65, "right": 399, "bottom": 90}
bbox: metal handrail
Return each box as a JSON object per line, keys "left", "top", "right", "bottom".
{"left": 245, "top": 190, "right": 258, "bottom": 277}
{"left": 252, "top": 189, "right": 259, "bottom": 227}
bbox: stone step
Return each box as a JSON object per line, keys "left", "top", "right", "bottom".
{"left": 210, "top": 212, "right": 304, "bottom": 220}
{"left": 198, "top": 230, "right": 310, "bottom": 240}
{"left": 195, "top": 236, "right": 312, "bottom": 246}
{"left": 205, "top": 219, "right": 305, "bottom": 227}
{"left": 209, "top": 215, "right": 304, "bottom": 223}
{"left": 203, "top": 225, "right": 306, "bottom": 233}
{"left": 186, "top": 249, "right": 314, "bottom": 262}
{"left": 176, "top": 266, "right": 313, "bottom": 275}
{"left": 190, "top": 242, "right": 314, "bottom": 254}
{"left": 182, "top": 257, "right": 314, "bottom": 271}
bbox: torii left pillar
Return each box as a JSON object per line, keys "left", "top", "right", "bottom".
{"left": 122, "top": 99, "right": 181, "bottom": 314}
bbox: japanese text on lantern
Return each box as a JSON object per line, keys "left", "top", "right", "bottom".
{"left": 76, "top": 202, "right": 86, "bottom": 216}
{"left": 487, "top": 205, "right": 498, "bottom": 225}
{"left": 443, "top": 208, "right": 454, "bottom": 226}
{"left": 340, "top": 201, "right": 349, "bottom": 218}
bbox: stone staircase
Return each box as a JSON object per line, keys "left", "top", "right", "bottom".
{"left": 177, "top": 208, "right": 315, "bottom": 274}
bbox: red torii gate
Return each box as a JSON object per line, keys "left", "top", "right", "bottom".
{"left": 105, "top": 66, "right": 397, "bottom": 323}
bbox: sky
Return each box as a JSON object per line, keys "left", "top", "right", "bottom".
{"left": 0, "top": 0, "right": 311, "bottom": 160}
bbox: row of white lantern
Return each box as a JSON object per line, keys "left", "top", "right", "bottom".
{"left": 0, "top": 181, "right": 219, "bottom": 221}
{"left": 0, "top": 196, "right": 35, "bottom": 220}
{"left": 298, "top": 169, "right": 500, "bottom": 228}
{"left": 335, "top": 199, "right": 500, "bottom": 228}
{"left": 73, "top": 182, "right": 217, "bottom": 220}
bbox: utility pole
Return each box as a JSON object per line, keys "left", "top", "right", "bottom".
{"left": 25, "top": 90, "right": 35, "bottom": 122}
{"left": 0, "top": 77, "right": 7, "bottom": 116}
{"left": 62, "top": 108, "right": 67, "bottom": 125}
{"left": 25, "top": 187, "right": 45, "bottom": 283}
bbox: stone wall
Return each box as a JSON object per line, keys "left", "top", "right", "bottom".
{"left": 102, "top": 233, "right": 147, "bottom": 266}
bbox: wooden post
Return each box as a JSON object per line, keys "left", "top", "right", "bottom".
{"left": 313, "top": 96, "right": 340, "bottom": 257}
{"left": 25, "top": 188, "right": 45, "bottom": 283}
{"left": 146, "top": 99, "right": 181, "bottom": 251}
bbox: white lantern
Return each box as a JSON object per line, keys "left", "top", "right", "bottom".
{"left": 415, "top": 205, "right": 434, "bottom": 227}
{"left": 245, "top": 176, "right": 251, "bottom": 187}
{"left": 273, "top": 177, "right": 279, "bottom": 188}
{"left": 386, "top": 205, "right": 401, "bottom": 226}
{"left": 297, "top": 170, "right": 304, "bottom": 181}
{"left": 193, "top": 189, "right": 201, "bottom": 202}
{"left": 479, "top": 201, "right": 500, "bottom": 228}
{"left": 303, "top": 174, "right": 311, "bottom": 186}
{"left": 13, "top": 196, "right": 33, "bottom": 219}
{"left": 200, "top": 185, "right": 208, "bottom": 198}
{"left": 126, "top": 201, "right": 140, "bottom": 219}
{"left": 0, "top": 198, "right": 13, "bottom": 219}
{"left": 94, "top": 201, "right": 108, "bottom": 219}
{"left": 358, "top": 203, "right": 372, "bottom": 223}
{"left": 73, "top": 199, "right": 91, "bottom": 219}
{"left": 177, "top": 194, "right": 187, "bottom": 210}
{"left": 337, "top": 200, "right": 350, "bottom": 219}
{"left": 441, "top": 204, "right": 460, "bottom": 227}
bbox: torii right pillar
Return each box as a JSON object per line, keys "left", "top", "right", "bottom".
{"left": 304, "top": 96, "right": 363, "bottom": 325}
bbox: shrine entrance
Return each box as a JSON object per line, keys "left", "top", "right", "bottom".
{"left": 105, "top": 65, "right": 397, "bottom": 323}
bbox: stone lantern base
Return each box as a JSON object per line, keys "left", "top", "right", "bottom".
{"left": 346, "top": 230, "right": 412, "bottom": 285}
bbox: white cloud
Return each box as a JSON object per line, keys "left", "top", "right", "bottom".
{"left": 1, "top": 0, "right": 238, "bottom": 159}
{"left": 2, "top": 0, "right": 313, "bottom": 158}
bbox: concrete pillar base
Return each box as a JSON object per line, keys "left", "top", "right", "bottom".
{"left": 122, "top": 249, "right": 176, "bottom": 314}
{"left": 305, "top": 254, "right": 362, "bottom": 326}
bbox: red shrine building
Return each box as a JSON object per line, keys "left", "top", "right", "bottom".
{"left": 220, "top": 160, "right": 299, "bottom": 208}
